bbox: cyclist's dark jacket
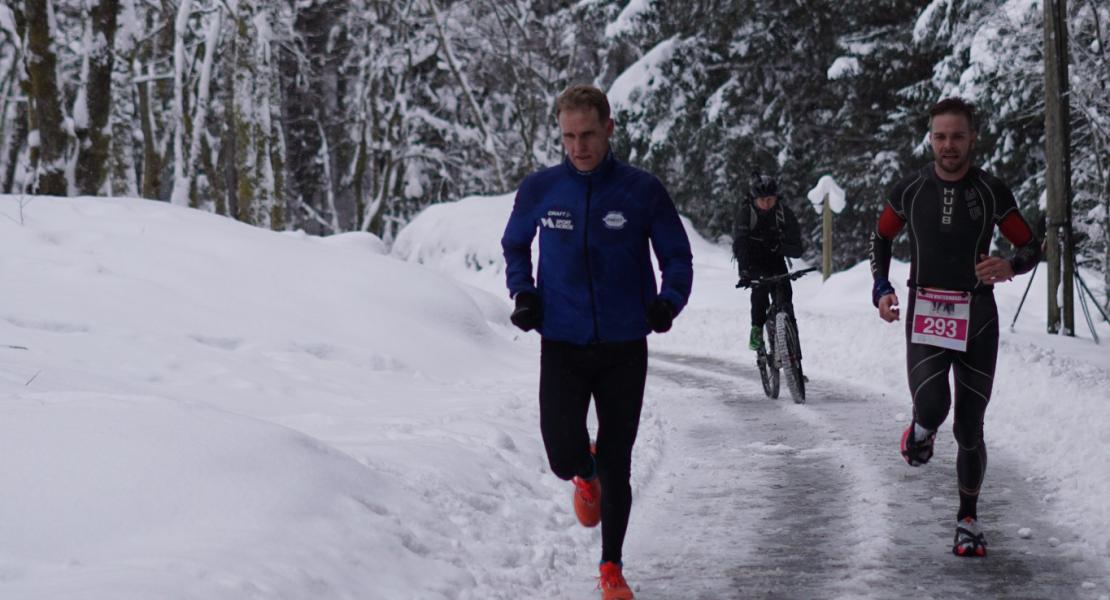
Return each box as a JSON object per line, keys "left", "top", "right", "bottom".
{"left": 501, "top": 153, "right": 694, "bottom": 345}
{"left": 732, "top": 200, "right": 803, "bottom": 275}
{"left": 870, "top": 164, "right": 1040, "bottom": 290}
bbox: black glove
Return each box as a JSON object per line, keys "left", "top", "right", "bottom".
{"left": 736, "top": 271, "right": 752, "bottom": 288}
{"left": 510, "top": 292, "right": 542, "bottom": 332}
{"left": 646, "top": 298, "right": 675, "bottom": 333}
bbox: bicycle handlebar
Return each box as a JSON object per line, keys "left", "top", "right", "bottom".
{"left": 736, "top": 266, "right": 818, "bottom": 289}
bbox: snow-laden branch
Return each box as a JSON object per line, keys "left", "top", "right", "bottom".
{"left": 298, "top": 195, "right": 338, "bottom": 233}
{"left": 427, "top": 0, "right": 506, "bottom": 192}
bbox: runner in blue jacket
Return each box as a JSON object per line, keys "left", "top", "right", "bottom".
{"left": 501, "top": 84, "right": 692, "bottom": 600}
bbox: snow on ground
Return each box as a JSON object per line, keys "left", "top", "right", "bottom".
{"left": 1, "top": 191, "right": 1108, "bottom": 599}
{"left": 0, "top": 194, "right": 592, "bottom": 599}
{"left": 400, "top": 192, "right": 1110, "bottom": 575}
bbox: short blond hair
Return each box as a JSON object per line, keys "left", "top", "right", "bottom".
{"left": 555, "top": 84, "right": 611, "bottom": 122}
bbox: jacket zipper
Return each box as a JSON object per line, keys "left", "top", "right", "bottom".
{"left": 584, "top": 179, "right": 600, "bottom": 343}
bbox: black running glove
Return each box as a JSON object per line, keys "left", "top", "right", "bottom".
{"left": 510, "top": 292, "right": 542, "bottom": 332}
{"left": 647, "top": 298, "right": 675, "bottom": 333}
{"left": 736, "top": 270, "right": 752, "bottom": 289}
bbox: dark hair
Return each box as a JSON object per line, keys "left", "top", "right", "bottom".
{"left": 929, "top": 97, "right": 976, "bottom": 131}
{"left": 555, "top": 84, "right": 611, "bottom": 123}
{"left": 749, "top": 171, "right": 778, "bottom": 198}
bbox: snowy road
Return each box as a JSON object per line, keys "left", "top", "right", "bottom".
{"left": 622, "top": 351, "right": 1110, "bottom": 600}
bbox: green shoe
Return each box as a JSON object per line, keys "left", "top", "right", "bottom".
{"left": 748, "top": 325, "right": 765, "bottom": 351}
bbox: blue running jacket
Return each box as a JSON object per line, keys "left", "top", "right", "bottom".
{"left": 501, "top": 154, "right": 694, "bottom": 345}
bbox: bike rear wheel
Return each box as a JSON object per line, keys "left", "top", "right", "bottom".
{"left": 775, "top": 312, "right": 805, "bottom": 403}
{"left": 758, "top": 321, "right": 780, "bottom": 398}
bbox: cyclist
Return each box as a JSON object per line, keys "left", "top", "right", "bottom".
{"left": 733, "top": 171, "right": 804, "bottom": 351}
{"left": 870, "top": 97, "right": 1040, "bottom": 557}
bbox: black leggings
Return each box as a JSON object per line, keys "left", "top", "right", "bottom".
{"left": 905, "top": 291, "right": 999, "bottom": 520}
{"left": 539, "top": 338, "right": 647, "bottom": 564}
{"left": 751, "top": 280, "right": 794, "bottom": 327}
{"left": 749, "top": 263, "right": 792, "bottom": 327}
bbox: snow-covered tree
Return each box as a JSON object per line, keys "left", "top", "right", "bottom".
{"left": 1069, "top": 0, "right": 1109, "bottom": 305}
{"left": 2, "top": 0, "right": 1103, "bottom": 288}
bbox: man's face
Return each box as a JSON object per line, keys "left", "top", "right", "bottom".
{"left": 754, "top": 195, "right": 777, "bottom": 211}
{"left": 559, "top": 108, "right": 614, "bottom": 173}
{"left": 929, "top": 112, "right": 976, "bottom": 178}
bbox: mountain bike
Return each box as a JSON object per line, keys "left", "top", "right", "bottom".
{"left": 738, "top": 267, "right": 816, "bottom": 404}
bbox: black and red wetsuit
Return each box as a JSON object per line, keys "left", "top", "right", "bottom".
{"left": 870, "top": 163, "right": 1040, "bottom": 521}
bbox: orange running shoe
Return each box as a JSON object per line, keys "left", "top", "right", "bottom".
{"left": 572, "top": 474, "right": 601, "bottom": 527}
{"left": 572, "top": 442, "right": 601, "bottom": 527}
{"left": 597, "top": 561, "right": 634, "bottom": 600}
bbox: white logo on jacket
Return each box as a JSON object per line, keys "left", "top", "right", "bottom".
{"left": 603, "top": 211, "right": 627, "bottom": 230}
{"left": 541, "top": 209, "right": 574, "bottom": 231}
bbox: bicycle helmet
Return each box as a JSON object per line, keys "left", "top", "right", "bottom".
{"left": 749, "top": 172, "right": 778, "bottom": 199}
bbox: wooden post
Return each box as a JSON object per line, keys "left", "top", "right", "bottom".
{"left": 822, "top": 192, "right": 832, "bottom": 281}
{"left": 1044, "top": 0, "right": 1074, "bottom": 334}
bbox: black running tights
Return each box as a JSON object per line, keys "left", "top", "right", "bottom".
{"left": 539, "top": 338, "right": 647, "bottom": 564}
{"left": 905, "top": 292, "right": 999, "bottom": 521}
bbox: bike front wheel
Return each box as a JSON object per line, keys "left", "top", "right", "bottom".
{"left": 758, "top": 321, "right": 780, "bottom": 398}
{"left": 775, "top": 312, "right": 805, "bottom": 403}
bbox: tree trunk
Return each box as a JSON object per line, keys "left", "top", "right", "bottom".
{"left": 220, "top": 62, "right": 237, "bottom": 217}
{"left": 107, "top": 0, "right": 138, "bottom": 197}
{"left": 254, "top": 3, "right": 280, "bottom": 230}
{"left": 75, "top": 0, "right": 119, "bottom": 195}
{"left": 169, "top": 0, "right": 195, "bottom": 206}
{"left": 270, "top": 118, "right": 285, "bottom": 229}
{"left": 231, "top": 0, "right": 259, "bottom": 225}
{"left": 199, "top": 134, "right": 224, "bottom": 213}
{"left": 2, "top": 100, "right": 27, "bottom": 193}
{"left": 0, "top": 27, "right": 28, "bottom": 193}
{"left": 185, "top": 6, "right": 223, "bottom": 208}
{"left": 24, "top": 0, "right": 69, "bottom": 195}
{"left": 137, "top": 45, "right": 161, "bottom": 199}
{"left": 0, "top": 41, "right": 18, "bottom": 186}
{"left": 1044, "top": 0, "right": 1073, "bottom": 334}
{"left": 109, "top": 51, "right": 138, "bottom": 196}
{"left": 353, "top": 121, "right": 368, "bottom": 231}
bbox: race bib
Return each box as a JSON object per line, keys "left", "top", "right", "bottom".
{"left": 910, "top": 288, "right": 971, "bottom": 352}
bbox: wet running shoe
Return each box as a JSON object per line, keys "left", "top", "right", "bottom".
{"left": 953, "top": 517, "right": 988, "bottom": 557}
{"left": 598, "top": 561, "right": 634, "bottom": 599}
{"left": 900, "top": 422, "right": 936, "bottom": 466}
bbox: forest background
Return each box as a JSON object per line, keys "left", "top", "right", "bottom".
{"left": 0, "top": 0, "right": 1106, "bottom": 302}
